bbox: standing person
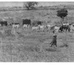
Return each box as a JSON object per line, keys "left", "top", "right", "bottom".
{"left": 50, "top": 31, "right": 57, "bottom": 47}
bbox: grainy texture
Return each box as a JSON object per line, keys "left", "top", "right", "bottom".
{"left": 0, "top": 2, "right": 74, "bottom": 62}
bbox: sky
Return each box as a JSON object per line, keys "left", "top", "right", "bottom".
{"left": 0, "top": 2, "right": 74, "bottom": 7}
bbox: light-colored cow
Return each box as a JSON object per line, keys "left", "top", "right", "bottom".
{"left": 12, "top": 24, "right": 20, "bottom": 28}
{"left": 23, "top": 24, "right": 28, "bottom": 28}
{"left": 46, "top": 24, "right": 51, "bottom": 30}
{"left": 32, "top": 26, "right": 39, "bottom": 31}
{"left": 38, "top": 25, "right": 45, "bottom": 31}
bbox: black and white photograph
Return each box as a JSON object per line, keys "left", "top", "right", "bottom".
{"left": 0, "top": 1, "right": 74, "bottom": 62}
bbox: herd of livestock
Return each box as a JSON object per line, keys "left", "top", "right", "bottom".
{"left": 0, "top": 18, "right": 74, "bottom": 33}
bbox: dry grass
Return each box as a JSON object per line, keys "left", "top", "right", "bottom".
{"left": 0, "top": 27, "right": 73, "bottom": 62}
{"left": 0, "top": 9, "right": 74, "bottom": 62}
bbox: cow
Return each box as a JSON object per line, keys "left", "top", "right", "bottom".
{"left": 12, "top": 23, "right": 20, "bottom": 28}
{"left": 59, "top": 25, "right": 70, "bottom": 32}
{"left": 46, "top": 24, "right": 51, "bottom": 29}
{"left": 32, "top": 21, "right": 43, "bottom": 26}
{"left": 23, "top": 24, "right": 28, "bottom": 28}
{"left": 37, "top": 21, "right": 42, "bottom": 25}
{"left": 45, "top": 24, "right": 51, "bottom": 31}
{"left": 32, "top": 26, "right": 39, "bottom": 31}
{"left": 38, "top": 25, "right": 45, "bottom": 31}
{"left": 22, "top": 19, "right": 31, "bottom": 25}
{"left": 0, "top": 21, "right": 8, "bottom": 26}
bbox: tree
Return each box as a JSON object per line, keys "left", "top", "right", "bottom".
{"left": 57, "top": 7, "right": 68, "bottom": 24}
{"left": 24, "top": 2, "right": 38, "bottom": 10}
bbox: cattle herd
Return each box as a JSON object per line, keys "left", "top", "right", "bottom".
{"left": 0, "top": 18, "right": 74, "bottom": 33}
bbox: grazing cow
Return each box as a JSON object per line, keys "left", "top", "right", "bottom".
{"left": 23, "top": 24, "right": 28, "bottom": 28}
{"left": 37, "top": 21, "right": 42, "bottom": 25}
{"left": 45, "top": 24, "right": 51, "bottom": 31}
{"left": 32, "top": 26, "right": 39, "bottom": 31}
{"left": 59, "top": 25, "right": 70, "bottom": 32}
{"left": 22, "top": 19, "right": 31, "bottom": 25}
{"left": 32, "top": 26, "right": 38, "bottom": 30}
{"left": 32, "top": 21, "right": 42, "bottom": 26}
{"left": 46, "top": 24, "right": 51, "bottom": 28}
{"left": 38, "top": 25, "right": 45, "bottom": 31}
{"left": 0, "top": 21, "right": 8, "bottom": 26}
{"left": 12, "top": 23, "right": 20, "bottom": 28}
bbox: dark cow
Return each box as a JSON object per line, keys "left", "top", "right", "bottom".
{"left": 32, "top": 21, "right": 42, "bottom": 26}
{"left": 22, "top": 19, "right": 31, "bottom": 25}
{"left": 37, "top": 21, "right": 42, "bottom": 25}
{"left": 59, "top": 25, "right": 70, "bottom": 32}
{"left": 0, "top": 21, "right": 7, "bottom": 26}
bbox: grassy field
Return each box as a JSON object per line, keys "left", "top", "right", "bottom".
{"left": 0, "top": 27, "right": 73, "bottom": 62}
{"left": 0, "top": 9, "right": 74, "bottom": 62}
{"left": 0, "top": 9, "right": 74, "bottom": 24}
